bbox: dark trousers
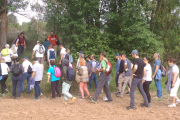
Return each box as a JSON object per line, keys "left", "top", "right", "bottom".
{"left": 51, "top": 80, "right": 61, "bottom": 98}
{"left": 6, "top": 62, "right": 11, "bottom": 67}
{"left": 1, "top": 75, "right": 8, "bottom": 94}
{"left": 143, "top": 81, "right": 152, "bottom": 103}
{"left": 93, "top": 72, "right": 112, "bottom": 101}
{"left": 130, "top": 78, "right": 148, "bottom": 107}
{"left": 35, "top": 81, "right": 42, "bottom": 99}
{"left": 18, "top": 45, "right": 24, "bottom": 56}
{"left": 12, "top": 75, "right": 23, "bottom": 97}
{"left": 115, "top": 73, "right": 119, "bottom": 88}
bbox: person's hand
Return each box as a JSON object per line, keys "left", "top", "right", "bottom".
{"left": 32, "top": 56, "right": 34, "bottom": 59}
{"left": 132, "top": 74, "right": 136, "bottom": 78}
{"left": 172, "top": 83, "right": 175, "bottom": 88}
{"left": 89, "top": 74, "right": 91, "bottom": 77}
{"left": 97, "top": 68, "right": 100, "bottom": 72}
{"left": 142, "top": 79, "right": 145, "bottom": 83}
{"left": 47, "top": 80, "right": 49, "bottom": 84}
{"left": 152, "top": 75, "right": 155, "bottom": 79}
{"left": 59, "top": 61, "right": 61, "bottom": 65}
{"left": 24, "top": 46, "right": 26, "bottom": 49}
{"left": 117, "top": 72, "right": 119, "bottom": 75}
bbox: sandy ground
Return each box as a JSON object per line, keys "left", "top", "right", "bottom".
{"left": 0, "top": 92, "right": 179, "bottom": 120}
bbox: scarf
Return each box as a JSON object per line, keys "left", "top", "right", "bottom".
{"left": 166, "top": 64, "right": 176, "bottom": 92}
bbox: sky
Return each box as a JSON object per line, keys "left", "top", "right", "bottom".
{"left": 12, "top": 0, "right": 44, "bottom": 25}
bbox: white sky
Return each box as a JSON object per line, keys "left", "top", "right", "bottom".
{"left": 12, "top": 0, "right": 44, "bottom": 25}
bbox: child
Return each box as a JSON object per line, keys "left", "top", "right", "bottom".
{"left": 47, "top": 44, "right": 56, "bottom": 67}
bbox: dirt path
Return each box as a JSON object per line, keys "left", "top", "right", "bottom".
{"left": 0, "top": 92, "right": 179, "bottom": 120}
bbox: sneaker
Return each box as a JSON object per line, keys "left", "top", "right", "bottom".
{"left": 2, "top": 93, "right": 5, "bottom": 97}
{"left": 33, "top": 98, "right": 39, "bottom": 101}
{"left": 168, "top": 103, "right": 176, "bottom": 107}
{"left": 140, "top": 103, "right": 150, "bottom": 108}
{"left": 115, "top": 92, "right": 121, "bottom": 95}
{"left": 126, "top": 92, "right": 130, "bottom": 94}
{"left": 176, "top": 99, "right": 180, "bottom": 105}
{"left": 126, "top": 106, "right": 136, "bottom": 110}
{"left": 17, "top": 97, "right": 20, "bottom": 100}
{"left": 5, "top": 88, "right": 9, "bottom": 92}
{"left": 79, "top": 97, "right": 85, "bottom": 100}
{"left": 103, "top": 97, "right": 108, "bottom": 101}
{"left": 116, "top": 94, "right": 123, "bottom": 97}
{"left": 90, "top": 99, "right": 97, "bottom": 104}
{"left": 71, "top": 97, "right": 76, "bottom": 103}
{"left": 105, "top": 100, "right": 113, "bottom": 103}
{"left": 100, "top": 92, "right": 104, "bottom": 94}
{"left": 63, "top": 102, "right": 68, "bottom": 106}
{"left": 40, "top": 93, "right": 43, "bottom": 96}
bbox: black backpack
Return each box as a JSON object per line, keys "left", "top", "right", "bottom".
{"left": 13, "top": 64, "right": 21, "bottom": 76}
{"left": 0, "top": 64, "right": 2, "bottom": 76}
{"left": 27, "top": 65, "right": 33, "bottom": 74}
{"left": 160, "top": 64, "right": 166, "bottom": 77}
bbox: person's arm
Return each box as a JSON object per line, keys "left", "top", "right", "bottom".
{"left": 142, "top": 67, "right": 146, "bottom": 83}
{"left": 124, "top": 62, "right": 127, "bottom": 71}
{"left": 152, "top": 65, "right": 159, "bottom": 79}
{"left": 32, "top": 51, "right": 35, "bottom": 58}
{"left": 7, "top": 67, "right": 10, "bottom": 72}
{"left": 89, "top": 62, "right": 95, "bottom": 76}
{"left": 31, "top": 71, "right": 36, "bottom": 79}
{"left": 98, "top": 67, "right": 105, "bottom": 72}
{"left": 24, "top": 41, "right": 26, "bottom": 49}
{"left": 132, "top": 64, "right": 138, "bottom": 78}
{"left": 16, "top": 39, "right": 19, "bottom": 47}
{"left": 47, "top": 74, "right": 50, "bottom": 83}
{"left": 116, "top": 60, "right": 120, "bottom": 72}
{"left": 172, "top": 72, "right": 178, "bottom": 87}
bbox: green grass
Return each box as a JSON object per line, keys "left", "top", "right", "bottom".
{"left": 2, "top": 50, "right": 177, "bottom": 99}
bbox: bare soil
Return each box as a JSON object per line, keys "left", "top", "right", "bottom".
{"left": 0, "top": 92, "right": 179, "bottom": 120}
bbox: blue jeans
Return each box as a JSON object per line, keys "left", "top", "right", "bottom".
{"left": 89, "top": 72, "right": 98, "bottom": 89}
{"left": 154, "top": 79, "right": 162, "bottom": 98}
{"left": 18, "top": 45, "right": 24, "bottom": 56}
{"left": 35, "top": 81, "right": 42, "bottom": 99}
{"left": 21, "top": 72, "right": 31, "bottom": 92}
{"left": 12, "top": 75, "right": 23, "bottom": 97}
{"left": 115, "top": 72, "right": 119, "bottom": 88}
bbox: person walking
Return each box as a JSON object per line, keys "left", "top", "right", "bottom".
{"left": 86, "top": 56, "right": 92, "bottom": 65}
{"left": 43, "top": 39, "right": 52, "bottom": 61}
{"left": 143, "top": 56, "right": 152, "bottom": 106}
{"left": 118, "top": 54, "right": 132, "bottom": 97}
{"left": 90, "top": 52, "right": 113, "bottom": 103}
{"left": 0, "top": 58, "right": 10, "bottom": 96}
{"left": 17, "top": 32, "right": 26, "bottom": 56}
{"left": 11, "top": 58, "right": 24, "bottom": 99}
{"left": 166, "top": 58, "right": 180, "bottom": 107}
{"left": 31, "top": 58, "right": 43, "bottom": 101}
{"left": 115, "top": 53, "right": 120, "bottom": 94}
{"left": 47, "top": 60, "right": 61, "bottom": 98}
{"left": 62, "top": 54, "right": 76, "bottom": 105}
{"left": 59, "top": 44, "right": 66, "bottom": 65}
{"left": 32, "top": 41, "right": 45, "bottom": 69}
{"left": 47, "top": 44, "right": 56, "bottom": 67}
{"left": 126, "top": 50, "right": 149, "bottom": 110}
{"left": 152, "top": 53, "right": 162, "bottom": 98}
{"left": 21, "top": 57, "right": 33, "bottom": 93}
{"left": 0, "top": 44, "right": 14, "bottom": 67}
{"left": 11, "top": 44, "right": 18, "bottom": 64}
{"left": 47, "top": 31, "right": 59, "bottom": 54}
{"left": 88, "top": 54, "right": 98, "bottom": 89}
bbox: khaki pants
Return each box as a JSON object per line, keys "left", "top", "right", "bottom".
{"left": 120, "top": 76, "right": 132, "bottom": 96}
{"left": 53, "top": 46, "right": 57, "bottom": 55}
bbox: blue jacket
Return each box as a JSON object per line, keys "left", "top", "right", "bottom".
{"left": 115, "top": 59, "right": 121, "bottom": 72}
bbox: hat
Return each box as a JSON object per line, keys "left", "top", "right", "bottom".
{"left": 33, "top": 58, "right": 38, "bottom": 61}
{"left": 5, "top": 44, "right": 9, "bottom": 48}
{"left": 77, "top": 51, "right": 83, "bottom": 54}
{"left": 115, "top": 53, "right": 119, "bottom": 56}
{"left": 131, "top": 50, "right": 138, "bottom": 55}
{"left": 23, "top": 56, "right": 28, "bottom": 59}
{"left": 37, "top": 41, "right": 40, "bottom": 43}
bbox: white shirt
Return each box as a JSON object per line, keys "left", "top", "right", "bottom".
{"left": 33, "top": 44, "right": 45, "bottom": 57}
{"left": 22, "top": 60, "right": 33, "bottom": 73}
{"left": 32, "top": 62, "right": 43, "bottom": 81}
{"left": 1, "top": 63, "right": 8, "bottom": 75}
{"left": 144, "top": 64, "right": 152, "bottom": 81}
{"left": 11, "top": 47, "right": 18, "bottom": 57}
{"left": 60, "top": 47, "right": 66, "bottom": 59}
{"left": 172, "top": 65, "right": 180, "bottom": 81}
{"left": 47, "top": 48, "right": 56, "bottom": 61}
{"left": 0, "top": 49, "right": 13, "bottom": 62}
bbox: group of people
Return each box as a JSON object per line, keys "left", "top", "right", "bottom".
{"left": 0, "top": 31, "right": 179, "bottom": 109}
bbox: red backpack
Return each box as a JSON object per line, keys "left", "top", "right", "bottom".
{"left": 104, "top": 59, "right": 112, "bottom": 75}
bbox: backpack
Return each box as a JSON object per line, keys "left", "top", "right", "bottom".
{"left": 12, "top": 38, "right": 18, "bottom": 46}
{"left": 49, "top": 50, "right": 55, "bottom": 59}
{"left": 38, "top": 44, "right": 44, "bottom": 54}
{"left": 12, "top": 64, "right": 21, "bottom": 76}
{"left": 1, "top": 48, "right": 9, "bottom": 56}
{"left": 69, "top": 54, "right": 73, "bottom": 63}
{"left": 27, "top": 65, "right": 33, "bottom": 74}
{"left": 86, "top": 62, "right": 92, "bottom": 74}
{"left": 160, "top": 64, "right": 166, "bottom": 77}
{"left": 67, "top": 66, "right": 75, "bottom": 81}
{"left": 54, "top": 66, "right": 61, "bottom": 78}
{"left": 104, "top": 59, "right": 112, "bottom": 75}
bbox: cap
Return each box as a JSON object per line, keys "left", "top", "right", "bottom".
{"left": 33, "top": 58, "right": 38, "bottom": 61}
{"left": 77, "top": 51, "right": 83, "bottom": 54}
{"left": 23, "top": 56, "right": 28, "bottom": 59}
{"left": 131, "top": 50, "right": 138, "bottom": 55}
{"left": 5, "top": 44, "right": 9, "bottom": 48}
{"left": 115, "top": 53, "right": 119, "bottom": 56}
{"left": 37, "top": 41, "right": 40, "bottom": 43}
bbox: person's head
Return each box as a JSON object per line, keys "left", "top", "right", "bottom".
{"left": 48, "top": 44, "right": 53, "bottom": 49}
{"left": 143, "top": 56, "right": 150, "bottom": 65}
{"left": 122, "top": 54, "right": 127, "bottom": 60}
{"left": 0, "top": 58, "right": 5, "bottom": 63}
{"left": 33, "top": 58, "right": 38, "bottom": 64}
{"left": 5, "top": 44, "right": 10, "bottom": 49}
{"left": 20, "top": 32, "right": 24, "bottom": 37}
{"left": 23, "top": 56, "right": 28, "bottom": 62}
{"left": 91, "top": 54, "right": 95, "bottom": 60}
{"left": 78, "top": 51, "right": 83, "bottom": 57}
{"left": 65, "top": 54, "right": 69, "bottom": 60}
{"left": 37, "top": 41, "right": 40, "bottom": 44}
{"left": 59, "top": 44, "right": 63, "bottom": 49}
{"left": 66, "top": 49, "right": 70, "bottom": 54}
{"left": 79, "top": 59, "right": 85, "bottom": 66}
{"left": 80, "top": 54, "right": 84, "bottom": 60}
{"left": 100, "top": 52, "right": 106, "bottom": 58}
{"left": 15, "top": 58, "right": 20, "bottom": 63}
{"left": 86, "top": 55, "right": 91, "bottom": 61}
{"left": 99, "top": 56, "right": 103, "bottom": 61}
{"left": 50, "top": 59, "right": 56, "bottom": 66}
{"left": 168, "top": 58, "right": 175, "bottom": 67}
{"left": 131, "top": 50, "right": 139, "bottom": 58}
{"left": 119, "top": 53, "right": 123, "bottom": 60}
{"left": 115, "top": 53, "right": 119, "bottom": 59}
{"left": 50, "top": 31, "right": 54, "bottom": 36}
{"left": 153, "top": 53, "right": 160, "bottom": 60}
